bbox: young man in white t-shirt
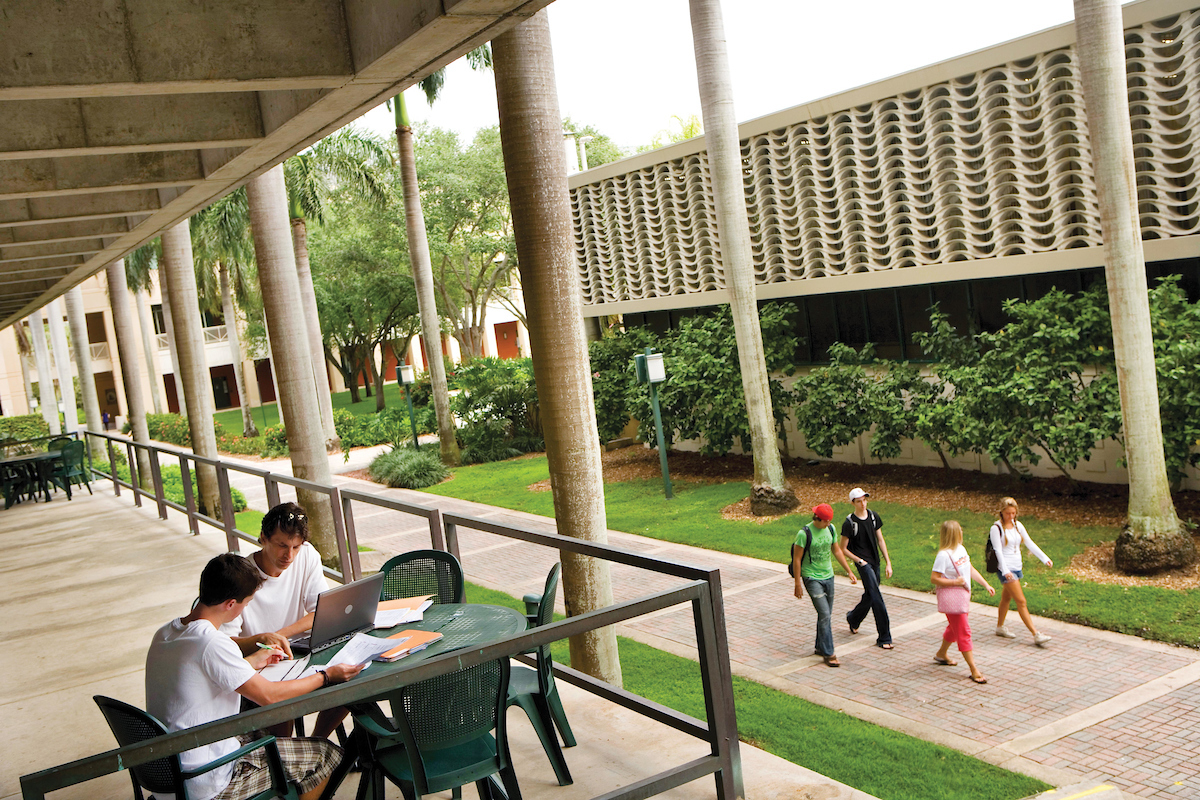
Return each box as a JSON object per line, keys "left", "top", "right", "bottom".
{"left": 146, "top": 553, "right": 364, "bottom": 800}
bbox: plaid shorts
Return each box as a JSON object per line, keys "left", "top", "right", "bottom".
{"left": 212, "top": 736, "right": 342, "bottom": 800}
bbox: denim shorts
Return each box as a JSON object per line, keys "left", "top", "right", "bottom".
{"left": 995, "top": 568, "right": 1023, "bottom": 584}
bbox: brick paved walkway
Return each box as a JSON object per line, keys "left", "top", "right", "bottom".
{"left": 225, "top": 459, "right": 1200, "bottom": 799}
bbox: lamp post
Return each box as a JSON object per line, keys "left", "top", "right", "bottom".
{"left": 634, "top": 346, "right": 672, "bottom": 499}
{"left": 395, "top": 364, "right": 420, "bottom": 449}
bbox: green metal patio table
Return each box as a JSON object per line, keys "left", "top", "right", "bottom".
{"left": 0, "top": 449, "right": 66, "bottom": 507}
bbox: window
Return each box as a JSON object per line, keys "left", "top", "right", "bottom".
{"left": 865, "top": 290, "right": 903, "bottom": 359}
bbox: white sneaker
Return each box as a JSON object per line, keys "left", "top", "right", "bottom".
{"left": 1033, "top": 632, "right": 1052, "bottom": 646}
{"left": 996, "top": 625, "right": 1017, "bottom": 639}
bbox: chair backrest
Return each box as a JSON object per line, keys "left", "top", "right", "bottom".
{"left": 59, "top": 439, "right": 85, "bottom": 469}
{"left": 379, "top": 549, "right": 464, "bottom": 604}
{"left": 389, "top": 659, "right": 511, "bottom": 793}
{"left": 533, "top": 563, "right": 561, "bottom": 688}
{"left": 48, "top": 436, "right": 73, "bottom": 452}
{"left": 93, "top": 695, "right": 186, "bottom": 798}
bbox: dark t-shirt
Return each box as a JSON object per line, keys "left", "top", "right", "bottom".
{"left": 840, "top": 510, "right": 883, "bottom": 568}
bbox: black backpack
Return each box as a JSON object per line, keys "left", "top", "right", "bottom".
{"left": 787, "top": 525, "right": 816, "bottom": 577}
{"left": 984, "top": 523, "right": 1000, "bottom": 573}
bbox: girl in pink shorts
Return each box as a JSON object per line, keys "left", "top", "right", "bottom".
{"left": 931, "top": 520, "right": 995, "bottom": 684}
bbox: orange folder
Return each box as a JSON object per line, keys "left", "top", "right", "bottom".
{"left": 379, "top": 628, "right": 443, "bottom": 661}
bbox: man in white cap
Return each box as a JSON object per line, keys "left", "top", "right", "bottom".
{"left": 840, "top": 488, "right": 894, "bottom": 649}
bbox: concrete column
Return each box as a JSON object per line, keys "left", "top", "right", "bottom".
{"left": 66, "top": 286, "right": 105, "bottom": 459}
{"left": 107, "top": 260, "right": 152, "bottom": 485}
{"left": 28, "top": 311, "right": 61, "bottom": 435}
{"left": 160, "top": 220, "right": 220, "bottom": 516}
{"left": 247, "top": 165, "right": 338, "bottom": 566}
{"left": 47, "top": 298, "right": 79, "bottom": 433}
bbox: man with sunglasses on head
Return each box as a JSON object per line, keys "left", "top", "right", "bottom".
{"left": 840, "top": 487, "right": 894, "bottom": 650}
{"left": 223, "top": 502, "right": 340, "bottom": 737}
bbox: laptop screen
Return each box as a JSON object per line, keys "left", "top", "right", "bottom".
{"left": 303, "top": 572, "right": 385, "bottom": 651}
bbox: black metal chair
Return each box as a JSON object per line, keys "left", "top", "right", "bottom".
{"left": 378, "top": 549, "right": 464, "bottom": 604}
{"left": 352, "top": 659, "right": 521, "bottom": 800}
{"left": 508, "top": 562, "right": 575, "bottom": 785}
{"left": 93, "top": 695, "right": 299, "bottom": 800}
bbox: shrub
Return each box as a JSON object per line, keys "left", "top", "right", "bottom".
{"left": 0, "top": 414, "right": 50, "bottom": 444}
{"left": 451, "top": 357, "right": 541, "bottom": 463}
{"left": 368, "top": 447, "right": 450, "bottom": 489}
{"left": 260, "top": 425, "right": 290, "bottom": 458}
{"left": 93, "top": 460, "right": 247, "bottom": 511}
{"left": 217, "top": 434, "right": 264, "bottom": 456}
{"left": 142, "top": 413, "right": 228, "bottom": 447}
{"left": 589, "top": 327, "right": 658, "bottom": 443}
{"left": 459, "top": 419, "right": 523, "bottom": 465}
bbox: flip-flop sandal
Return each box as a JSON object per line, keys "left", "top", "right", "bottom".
{"left": 933, "top": 656, "right": 957, "bottom": 666}
{"left": 877, "top": 643, "right": 894, "bottom": 650}
{"left": 848, "top": 625, "right": 859, "bottom": 634}
{"left": 823, "top": 655, "right": 841, "bottom": 667}
{"left": 971, "top": 675, "right": 988, "bottom": 684}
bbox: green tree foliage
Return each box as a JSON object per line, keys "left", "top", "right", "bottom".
{"left": 637, "top": 114, "right": 704, "bottom": 152}
{"left": 415, "top": 125, "right": 517, "bottom": 359}
{"left": 1147, "top": 277, "right": 1200, "bottom": 484}
{"left": 588, "top": 326, "right": 658, "bottom": 443}
{"left": 450, "top": 357, "right": 543, "bottom": 463}
{"left": 793, "top": 343, "right": 876, "bottom": 458}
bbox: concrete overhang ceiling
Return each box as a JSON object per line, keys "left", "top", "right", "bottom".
{"left": 0, "top": 0, "right": 552, "bottom": 328}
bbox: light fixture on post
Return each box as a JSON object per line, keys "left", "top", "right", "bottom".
{"left": 395, "top": 363, "right": 420, "bottom": 449}
{"left": 633, "top": 346, "right": 673, "bottom": 499}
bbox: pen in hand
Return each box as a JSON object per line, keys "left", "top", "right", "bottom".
{"left": 257, "top": 642, "right": 290, "bottom": 658}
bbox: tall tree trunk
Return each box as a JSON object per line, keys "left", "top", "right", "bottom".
{"left": 134, "top": 289, "right": 164, "bottom": 414}
{"left": 247, "top": 165, "right": 340, "bottom": 568}
{"left": 262, "top": 315, "right": 285, "bottom": 430}
{"left": 372, "top": 349, "right": 386, "bottom": 413}
{"left": 220, "top": 262, "right": 258, "bottom": 438}
{"left": 289, "top": 218, "right": 340, "bottom": 451}
{"left": 29, "top": 310, "right": 61, "bottom": 435}
{"left": 106, "top": 260, "right": 153, "bottom": 486}
{"left": 65, "top": 286, "right": 105, "bottom": 460}
{"left": 160, "top": 221, "right": 221, "bottom": 517}
{"left": 46, "top": 298, "right": 79, "bottom": 433}
{"left": 1074, "top": 0, "right": 1194, "bottom": 572}
{"left": 158, "top": 267, "right": 188, "bottom": 418}
{"left": 493, "top": 13, "right": 622, "bottom": 687}
{"left": 394, "top": 92, "right": 461, "bottom": 466}
{"left": 14, "top": 326, "right": 36, "bottom": 412}
{"left": 689, "top": 0, "right": 797, "bottom": 516}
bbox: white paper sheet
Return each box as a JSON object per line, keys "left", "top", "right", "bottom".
{"left": 374, "top": 608, "right": 424, "bottom": 629}
{"left": 258, "top": 655, "right": 310, "bottom": 682}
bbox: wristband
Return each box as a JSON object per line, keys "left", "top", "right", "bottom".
{"left": 317, "top": 669, "right": 330, "bottom": 688}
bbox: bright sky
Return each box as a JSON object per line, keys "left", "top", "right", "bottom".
{"left": 356, "top": 0, "right": 1101, "bottom": 153}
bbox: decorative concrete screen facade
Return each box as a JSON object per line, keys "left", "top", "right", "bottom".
{"left": 569, "top": 0, "right": 1200, "bottom": 315}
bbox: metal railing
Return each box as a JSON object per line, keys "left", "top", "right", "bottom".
{"left": 88, "top": 342, "right": 110, "bottom": 361}
{"left": 21, "top": 431, "right": 745, "bottom": 800}
{"left": 203, "top": 324, "right": 228, "bottom": 344}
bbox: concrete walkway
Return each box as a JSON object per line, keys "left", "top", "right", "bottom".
{"left": 211, "top": 448, "right": 1200, "bottom": 800}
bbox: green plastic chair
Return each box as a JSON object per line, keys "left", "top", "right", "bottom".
{"left": 52, "top": 439, "right": 91, "bottom": 496}
{"left": 93, "top": 695, "right": 300, "bottom": 800}
{"left": 1, "top": 462, "right": 35, "bottom": 509}
{"left": 352, "top": 658, "right": 521, "bottom": 800}
{"left": 509, "top": 562, "right": 575, "bottom": 785}
{"left": 378, "top": 549, "right": 464, "bottom": 604}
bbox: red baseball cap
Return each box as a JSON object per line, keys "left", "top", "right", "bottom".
{"left": 812, "top": 503, "right": 834, "bottom": 521}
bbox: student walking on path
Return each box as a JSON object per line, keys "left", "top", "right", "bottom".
{"left": 793, "top": 503, "right": 857, "bottom": 667}
{"left": 990, "top": 497, "right": 1054, "bottom": 645}
{"left": 840, "top": 487, "right": 894, "bottom": 649}
{"left": 932, "top": 520, "right": 995, "bottom": 684}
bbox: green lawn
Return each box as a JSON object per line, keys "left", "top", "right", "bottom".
{"left": 214, "top": 382, "right": 417, "bottom": 432}
{"left": 430, "top": 455, "right": 1200, "bottom": 648}
{"left": 463, "top": 582, "right": 1048, "bottom": 800}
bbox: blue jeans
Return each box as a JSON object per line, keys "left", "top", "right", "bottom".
{"left": 803, "top": 576, "right": 835, "bottom": 656}
{"left": 847, "top": 562, "right": 892, "bottom": 645}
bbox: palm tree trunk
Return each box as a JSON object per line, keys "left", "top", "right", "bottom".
{"left": 1074, "top": 0, "right": 1194, "bottom": 572}
{"left": 247, "top": 165, "right": 340, "bottom": 569}
{"left": 46, "top": 298, "right": 79, "bottom": 433}
{"left": 220, "top": 262, "right": 258, "bottom": 438}
{"left": 394, "top": 92, "right": 461, "bottom": 466}
{"left": 14, "top": 326, "right": 36, "bottom": 412}
{"left": 689, "top": 0, "right": 797, "bottom": 516}
{"left": 289, "top": 218, "right": 340, "bottom": 451}
{"left": 262, "top": 315, "right": 285, "bottom": 430}
{"left": 106, "top": 260, "right": 153, "bottom": 486}
{"left": 29, "top": 310, "right": 61, "bottom": 435}
{"left": 158, "top": 267, "right": 188, "bottom": 418}
{"left": 372, "top": 351, "right": 386, "bottom": 413}
{"left": 65, "top": 286, "right": 106, "bottom": 460}
{"left": 135, "top": 289, "right": 165, "bottom": 414}
{"left": 160, "top": 221, "right": 221, "bottom": 517}
{"left": 493, "top": 12, "right": 622, "bottom": 687}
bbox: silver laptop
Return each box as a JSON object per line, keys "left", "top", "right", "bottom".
{"left": 289, "top": 572, "right": 385, "bottom": 655}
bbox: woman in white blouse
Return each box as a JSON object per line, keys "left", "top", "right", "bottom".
{"left": 990, "top": 497, "right": 1053, "bottom": 645}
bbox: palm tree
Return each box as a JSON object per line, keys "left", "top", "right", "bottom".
{"left": 1073, "top": 0, "right": 1195, "bottom": 572}
{"left": 64, "top": 285, "right": 105, "bottom": 460}
{"left": 247, "top": 164, "right": 341, "bottom": 568}
{"left": 125, "top": 247, "right": 165, "bottom": 414}
{"left": 160, "top": 220, "right": 221, "bottom": 516}
{"left": 12, "top": 324, "right": 35, "bottom": 411}
{"left": 192, "top": 189, "right": 260, "bottom": 438}
{"left": 387, "top": 49, "right": 492, "bottom": 467}
{"left": 285, "top": 127, "right": 392, "bottom": 449}
{"left": 688, "top": 0, "right": 798, "bottom": 516}
{"left": 106, "top": 259, "right": 153, "bottom": 487}
{"left": 492, "top": 13, "right": 621, "bottom": 687}
{"left": 28, "top": 309, "right": 60, "bottom": 435}
{"left": 130, "top": 239, "right": 188, "bottom": 417}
